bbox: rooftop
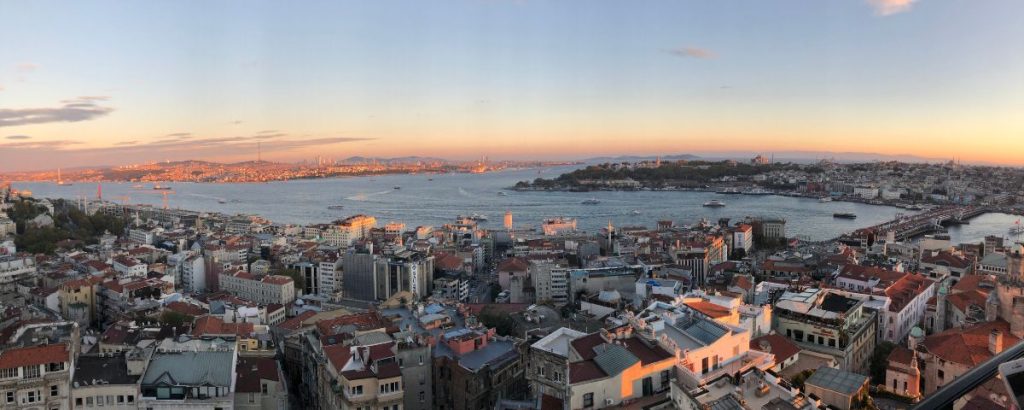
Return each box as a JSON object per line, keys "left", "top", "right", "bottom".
{"left": 805, "top": 366, "right": 868, "bottom": 396}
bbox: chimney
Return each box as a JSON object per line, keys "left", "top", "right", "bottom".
{"left": 990, "top": 329, "right": 1004, "bottom": 355}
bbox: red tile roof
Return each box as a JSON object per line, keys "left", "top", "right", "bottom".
{"left": 685, "top": 301, "right": 732, "bottom": 319}
{"left": 497, "top": 258, "right": 529, "bottom": 272}
{"left": 0, "top": 344, "right": 69, "bottom": 369}
{"left": 568, "top": 360, "right": 606, "bottom": 384}
{"left": 323, "top": 343, "right": 352, "bottom": 371}
{"left": 276, "top": 310, "right": 317, "bottom": 331}
{"left": 621, "top": 337, "right": 673, "bottom": 365}
{"left": 750, "top": 334, "right": 801, "bottom": 364}
{"left": 235, "top": 356, "right": 281, "bottom": 393}
{"left": 887, "top": 346, "right": 914, "bottom": 366}
{"left": 569, "top": 332, "right": 607, "bottom": 361}
{"left": 315, "top": 312, "right": 389, "bottom": 337}
{"left": 923, "top": 320, "right": 1020, "bottom": 367}
{"left": 921, "top": 251, "right": 972, "bottom": 270}
{"left": 192, "top": 315, "right": 254, "bottom": 337}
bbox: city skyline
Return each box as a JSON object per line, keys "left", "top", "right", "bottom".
{"left": 3, "top": 0, "right": 1024, "bottom": 170}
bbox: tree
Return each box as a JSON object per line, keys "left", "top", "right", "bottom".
{"left": 870, "top": 341, "right": 896, "bottom": 385}
{"left": 790, "top": 369, "right": 815, "bottom": 390}
{"left": 478, "top": 306, "right": 517, "bottom": 337}
{"left": 489, "top": 283, "right": 502, "bottom": 301}
{"left": 276, "top": 267, "right": 306, "bottom": 292}
{"left": 159, "top": 310, "right": 193, "bottom": 327}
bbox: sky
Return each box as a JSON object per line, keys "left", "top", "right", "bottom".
{"left": 1, "top": 0, "right": 1023, "bottom": 171}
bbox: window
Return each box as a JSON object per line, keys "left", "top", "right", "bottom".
{"left": 86, "top": 397, "right": 93, "bottom": 406}
{"left": 48, "top": 362, "right": 65, "bottom": 371}
{"left": 938, "top": 370, "right": 945, "bottom": 380}
{"left": 249, "top": 392, "right": 255, "bottom": 403}
{"left": 818, "top": 336, "right": 824, "bottom": 345}
{"left": 127, "top": 395, "right": 134, "bottom": 403}
{"left": 351, "top": 385, "right": 363, "bottom": 396}
{"left": 893, "top": 379, "right": 898, "bottom": 389}
{"left": 23, "top": 365, "right": 40, "bottom": 378}
{"left": 51, "top": 385, "right": 59, "bottom": 396}
{"left": 583, "top": 393, "right": 594, "bottom": 408}
{"left": 76, "top": 398, "right": 83, "bottom": 406}
{"left": 419, "top": 391, "right": 425, "bottom": 402}
{"left": 0, "top": 368, "right": 17, "bottom": 378}
{"left": 261, "top": 384, "right": 268, "bottom": 394}
{"left": 26, "top": 390, "right": 38, "bottom": 403}
{"left": 661, "top": 370, "right": 671, "bottom": 390}
{"left": 6, "top": 392, "right": 13, "bottom": 403}
{"left": 117, "top": 395, "right": 125, "bottom": 404}
{"left": 828, "top": 338, "right": 836, "bottom": 347}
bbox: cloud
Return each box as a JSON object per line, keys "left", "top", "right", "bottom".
{"left": 867, "top": 0, "right": 916, "bottom": 15}
{"left": 0, "top": 96, "right": 114, "bottom": 128}
{"left": 665, "top": 47, "right": 715, "bottom": 59}
{"left": 5, "top": 135, "right": 30, "bottom": 140}
{"left": 15, "top": 62, "right": 39, "bottom": 73}
{"left": 0, "top": 139, "right": 81, "bottom": 149}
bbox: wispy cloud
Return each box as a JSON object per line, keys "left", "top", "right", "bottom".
{"left": 5, "top": 135, "right": 30, "bottom": 140}
{"left": 0, "top": 139, "right": 81, "bottom": 149}
{"left": 867, "top": 0, "right": 916, "bottom": 16}
{"left": 0, "top": 96, "right": 114, "bottom": 128}
{"left": 15, "top": 62, "right": 39, "bottom": 73}
{"left": 665, "top": 46, "right": 715, "bottom": 60}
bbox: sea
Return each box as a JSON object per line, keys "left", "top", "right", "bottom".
{"left": 13, "top": 166, "right": 1023, "bottom": 243}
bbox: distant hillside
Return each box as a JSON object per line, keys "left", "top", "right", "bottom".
{"left": 582, "top": 154, "right": 701, "bottom": 163}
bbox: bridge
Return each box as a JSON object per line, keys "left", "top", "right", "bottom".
{"left": 845, "top": 205, "right": 991, "bottom": 243}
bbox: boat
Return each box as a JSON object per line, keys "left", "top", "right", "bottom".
{"left": 818, "top": 197, "right": 833, "bottom": 203}
{"left": 469, "top": 213, "right": 488, "bottom": 222}
{"left": 703, "top": 200, "right": 726, "bottom": 208}
{"left": 742, "top": 188, "right": 772, "bottom": 196}
{"left": 833, "top": 212, "right": 857, "bottom": 219}
{"left": 218, "top": 199, "right": 227, "bottom": 204}
{"left": 907, "top": 204, "right": 924, "bottom": 211}
{"left": 630, "top": 209, "right": 641, "bottom": 215}
{"left": 327, "top": 205, "right": 345, "bottom": 210}
{"left": 393, "top": 186, "right": 401, "bottom": 190}
{"left": 581, "top": 198, "right": 600, "bottom": 205}
{"left": 153, "top": 184, "right": 172, "bottom": 190}
{"left": 1010, "top": 225, "right": 1024, "bottom": 235}
{"left": 497, "top": 191, "right": 507, "bottom": 196}
{"left": 715, "top": 188, "right": 741, "bottom": 195}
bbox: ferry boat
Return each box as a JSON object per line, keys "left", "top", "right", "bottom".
{"left": 703, "top": 200, "right": 726, "bottom": 208}
{"left": 153, "top": 184, "right": 172, "bottom": 191}
{"left": 581, "top": 198, "right": 600, "bottom": 205}
{"left": 818, "top": 197, "right": 833, "bottom": 203}
{"left": 742, "top": 188, "right": 772, "bottom": 196}
{"left": 715, "top": 188, "right": 741, "bottom": 195}
{"left": 470, "top": 213, "right": 488, "bottom": 222}
{"left": 833, "top": 212, "right": 857, "bottom": 219}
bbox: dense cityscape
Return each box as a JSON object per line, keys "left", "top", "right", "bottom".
{"left": 5, "top": 1, "right": 1024, "bottom": 409}
{"left": 0, "top": 155, "right": 1022, "bottom": 410}
{"left": 0, "top": 158, "right": 574, "bottom": 184}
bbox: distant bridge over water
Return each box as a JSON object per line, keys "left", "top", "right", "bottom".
{"left": 842, "top": 205, "right": 1024, "bottom": 243}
